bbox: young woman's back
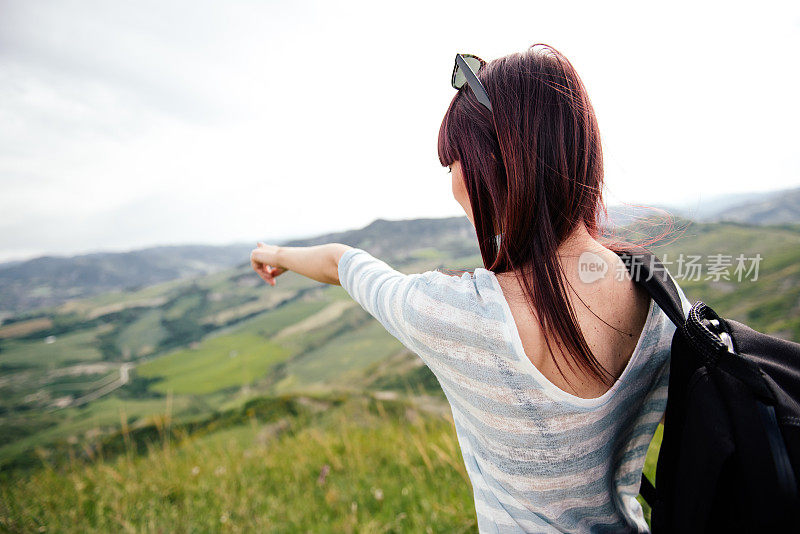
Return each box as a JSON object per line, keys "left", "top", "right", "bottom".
{"left": 495, "top": 235, "right": 653, "bottom": 400}
{"left": 337, "top": 243, "right": 692, "bottom": 533}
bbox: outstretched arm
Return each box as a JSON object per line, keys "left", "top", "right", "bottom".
{"left": 250, "top": 242, "right": 352, "bottom": 286}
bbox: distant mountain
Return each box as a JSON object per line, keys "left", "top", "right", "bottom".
{"left": 673, "top": 191, "right": 778, "bottom": 222}
{"left": 280, "top": 217, "right": 478, "bottom": 264}
{"left": 0, "top": 244, "right": 253, "bottom": 317}
{"left": 2, "top": 185, "right": 797, "bottom": 317}
{"left": 602, "top": 187, "right": 800, "bottom": 228}
{"left": 705, "top": 187, "right": 800, "bottom": 226}
{"left": 0, "top": 219, "right": 480, "bottom": 318}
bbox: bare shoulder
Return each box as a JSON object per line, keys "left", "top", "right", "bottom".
{"left": 493, "top": 246, "right": 653, "bottom": 398}
{"left": 580, "top": 247, "right": 652, "bottom": 328}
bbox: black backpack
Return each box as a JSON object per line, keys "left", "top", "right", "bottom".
{"left": 614, "top": 248, "right": 800, "bottom": 533}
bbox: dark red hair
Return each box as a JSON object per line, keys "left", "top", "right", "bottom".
{"left": 438, "top": 43, "right": 672, "bottom": 388}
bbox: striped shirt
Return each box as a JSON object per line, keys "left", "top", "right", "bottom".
{"left": 337, "top": 247, "right": 692, "bottom": 533}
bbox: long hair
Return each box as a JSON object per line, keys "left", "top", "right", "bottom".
{"left": 438, "top": 43, "right": 670, "bottom": 388}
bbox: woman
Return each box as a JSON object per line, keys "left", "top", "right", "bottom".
{"left": 251, "top": 43, "right": 691, "bottom": 533}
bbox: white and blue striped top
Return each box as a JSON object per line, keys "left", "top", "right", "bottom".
{"left": 338, "top": 247, "right": 692, "bottom": 533}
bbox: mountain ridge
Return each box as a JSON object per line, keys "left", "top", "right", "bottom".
{"left": 2, "top": 186, "right": 799, "bottom": 317}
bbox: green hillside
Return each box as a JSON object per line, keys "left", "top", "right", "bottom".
{"left": 1, "top": 217, "right": 798, "bottom": 530}
{"left": 635, "top": 220, "right": 800, "bottom": 340}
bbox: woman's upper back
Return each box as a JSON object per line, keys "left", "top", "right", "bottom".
{"left": 493, "top": 246, "right": 653, "bottom": 400}
{"left": 337, "top": 246, "right": 692, "bottom": 532}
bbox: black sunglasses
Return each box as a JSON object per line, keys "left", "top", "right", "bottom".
{"left": 451, "top": 53, "right": 493, "bottom": 113}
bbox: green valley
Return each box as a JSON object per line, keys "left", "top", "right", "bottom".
{"left": 1, "top": 215, "right": 798, "bottom": 531}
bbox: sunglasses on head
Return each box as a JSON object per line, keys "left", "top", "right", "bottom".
{"left": 451, "top": 53, "right": 493, "bottom": 113}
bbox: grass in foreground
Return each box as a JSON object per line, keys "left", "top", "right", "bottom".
{"left": 0, "top": 394, "right": 477, "bottom": 533}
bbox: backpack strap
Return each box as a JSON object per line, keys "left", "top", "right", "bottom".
{"left": 613, "top": 247, "right": 686, "bottom": 509}
{"left": 614, "top": 248, "right": 687, "bottom": 329}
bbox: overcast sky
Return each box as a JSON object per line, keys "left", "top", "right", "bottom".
{"left": 1, "top": 0, "right": 798, "bottom": 263}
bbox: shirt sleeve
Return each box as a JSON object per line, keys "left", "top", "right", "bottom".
{"left": 337, "top": 247, "right": 457, "bottom": 352}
